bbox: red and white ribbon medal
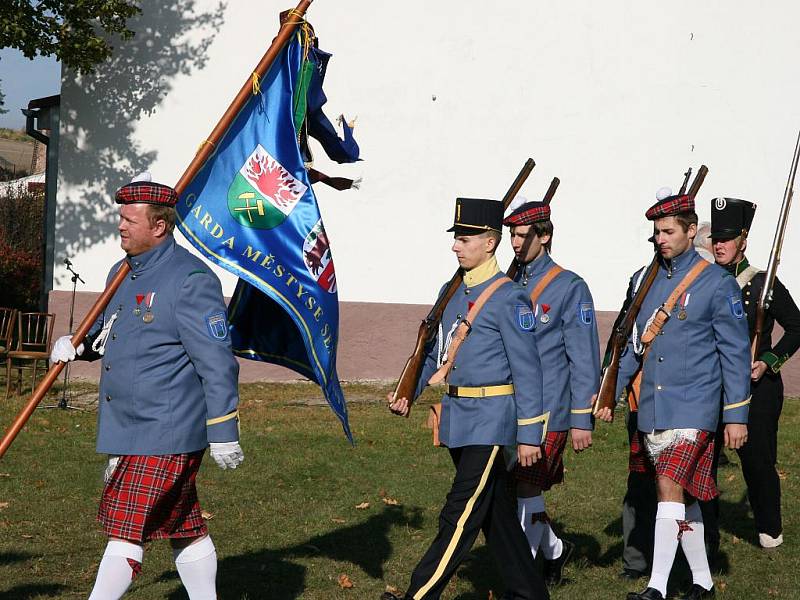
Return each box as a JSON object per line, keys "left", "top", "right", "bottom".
{"left": 142, "top": 292, "right": 156, "bottom": 324}
{"left": 678, "top": 292, "right": 690, "bottom": 320}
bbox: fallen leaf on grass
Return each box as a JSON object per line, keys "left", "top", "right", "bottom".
{"left": 0, "top": 473, "right": 10, "bottom": 478}
{"left": 382, "top": 497, "right": 401, "bottom": 506}
{"left": 355, "top": 501, "right": 370, "bottom": 510}
{"left": 731, "top": 535, "right": 740, "bottom": 545}
{"left": 385, "top": 585, "right": 400, "bottom": 595}
{"left": 331, "top": 518, "right": 346, "bottom": 524}
{"left": 338, "top": 574, "right": 354, "bottom": 589}
{"left": 201, "top": 510, "right": 214, "bottom": 520}
{"left": 778, "top": 469, "right": 788, "bottom": 481}
{"left": 726, "top": 473, "right": 736, "bottom": 482}
{"left": 0, "top": 502, "right": 8, "bottom": 511}
{"left": 717, "top": 581, "right": 727, "bottom": 591}
{"left": 768, "top": 589, "right": 779, "bottom": 596}
{"left": 21, "top": 534, "right": 33, "bottom": 539}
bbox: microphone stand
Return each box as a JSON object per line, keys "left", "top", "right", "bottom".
{"left": 42, "top": 259, "right": 85, "bottom": 411}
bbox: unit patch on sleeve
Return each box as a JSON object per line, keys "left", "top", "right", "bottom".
{"left": 206, "top": 312, "right": 229, "bottom": 340}
{"left": 517, "top": 305, "right": 535, "bottom": 331}
{"left": 578, "top": 302, "right": 594, "bottom": 325}
{"left": 728, "top": 295, "right": 745, "bottom": 320}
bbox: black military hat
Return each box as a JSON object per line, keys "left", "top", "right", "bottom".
{"left": 447, "top": 197, "right": 504, "bottom": 235}
{"left": 710, "top": 197, "right": 757, "bottom": 239}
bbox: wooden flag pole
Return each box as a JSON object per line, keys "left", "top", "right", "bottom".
{"left": 0, "top": 0, "right": 314, "bottom": 459}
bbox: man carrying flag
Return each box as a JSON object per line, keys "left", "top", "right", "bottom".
{"left": 176, "top": 13, "right": 355, "bottom": 440}
{"left": 51, "top": 174, "right": 243, "bottom": 599}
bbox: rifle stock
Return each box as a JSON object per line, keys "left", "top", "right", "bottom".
{"left": 593, "top": 254, "right": 659, "bottom": 419}
{"left": 392, "top": 158, "right": 536, "bottom": 414}
{"left": 753, "top": 131, "right": 800, "bottom": 359}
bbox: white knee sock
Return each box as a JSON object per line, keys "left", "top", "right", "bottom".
{"left": 517, "top": 495, "right": 547, "bottom": 558}
{"left": 541, "top": 522, "right": 564, "bottom": 560}
{"left": 88, "top": 540, "right": 144, "bottom": 600}
{"left": 681, "top": 502, "right": 714, "bottom": 590}
{"left": 647, "top": 501, "right": 684, "bottom": 596}
{"left": 173, "top": 536, "right": 217, "bottom": 600}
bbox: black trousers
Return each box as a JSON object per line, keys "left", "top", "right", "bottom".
{"left": 621, "top": 411, "right": 722, "bottom": 572}
{"left": 736, "top": 373, "right": 784, "bottom": 537}
{"left": 405, "top": 445, "right": 549, "bottom": 600}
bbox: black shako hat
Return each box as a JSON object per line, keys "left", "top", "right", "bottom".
{"left": 447, "top": 198, "right": 504, "bottom": 235}
{"left": 711, "top": 197, "right": 757, "bottom": 239}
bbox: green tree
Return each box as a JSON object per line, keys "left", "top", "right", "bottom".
{"left": 0, "top": 1, "right": 140, "bottom": 76}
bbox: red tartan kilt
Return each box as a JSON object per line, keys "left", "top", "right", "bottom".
{"left": 98, "top": 451, "right": 208, "bottom": 542}
{"left": 629, "top": 429, "right": 718, "bottom": 502}
{"left": 512, "top": 431, "right": 568, "bottom": 491}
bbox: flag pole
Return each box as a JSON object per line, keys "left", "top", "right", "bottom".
{"left": 0, "top": 0, "right": 314, "bottom": 460}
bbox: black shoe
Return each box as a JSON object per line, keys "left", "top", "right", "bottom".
{"left": 626, "top": 588, "right": 665, "bottom": 600}
{"left": 619, "top": 568, "right": 647, "bottom": 581}
{"left": 380, "top": 593, "right": 403, "bottom": 600}
{"left": 543, "top": 539, "right": 574, "bottom": 586}
{"left": 680, "top": 584, "right": 715, "bottom": 599}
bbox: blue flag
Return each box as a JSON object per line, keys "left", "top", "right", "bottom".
{"left": 176, "top": 35, "right": 352, "bottom": 442}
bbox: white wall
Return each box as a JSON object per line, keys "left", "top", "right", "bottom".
{"left": 56, "top": 0, "right": 800, "bottom": 309}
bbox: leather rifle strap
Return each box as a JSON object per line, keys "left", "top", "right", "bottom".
{"left": 529, "top": 265, "right": 564, "bottom": 306}
{"left": 428, "top": 277, "right": 511, "bottom": 385}
{"left": 640, "top": 260, "right": 710, "bottom": 346}
{"left": 629, "top": 259, "right": 710, "bottom": 411}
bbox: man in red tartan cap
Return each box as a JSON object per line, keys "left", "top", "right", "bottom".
{"left": 51, "top": 173, "right": 243, "bottom": 599}
{"left": 502, "top": 194, "right": 601, "bottom": 587}
{"left": 608, "top": 188, "right": 751, "bottom": 600}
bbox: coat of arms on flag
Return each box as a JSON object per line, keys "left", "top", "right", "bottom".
{"left": 228, "top": 144, "right": 308, "bottom": 229}
{"left": 303, "top": 220, "right": 336, "bottom": 293}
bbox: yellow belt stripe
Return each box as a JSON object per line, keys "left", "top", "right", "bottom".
{"left": 414, "top": 445, "right": 500, "bottom": 600}
{"left": 517, "top": 411, "right": 550, "bottom": 438}
{"left": 447, "top": 384, "right": 514, "bottom": 398}
{"left": 571, "top": 407, "right": 593, "bottom": 414}
{"left": 206, "top": 410, "right": 239, "bottom": 426}
{"left": 723, "top": 397, "right": 751, "bottom": 411}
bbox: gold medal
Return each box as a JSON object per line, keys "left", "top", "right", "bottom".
{"left": 142, "top": 311, "right": 154, "bottom": 324}
{"left": 678, "top": 309, "right": 687, "bottom": 321}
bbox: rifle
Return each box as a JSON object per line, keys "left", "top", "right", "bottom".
{"left": 506, "top": 177, "right": 560, "bottom": 280}
{"left": 593, "top": 165, "right": 708, "bottom": 419}
{"left": 392, "top": 158, "right": 535, "bottom": 413}
{"left": 752, "top": 131, "right": 800, "bottom": 360}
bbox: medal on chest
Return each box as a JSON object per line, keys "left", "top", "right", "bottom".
{"left": 133, "top": 294, "right": 144, "bottom": 317}
{"left": 537, "top": 303, "right": 551, "bottom": 324}
{"left": 677, "top": 292, "right": 690, "bottom": 321}
{"left": 142, "top": 292, "right": 156, "bottom": 324}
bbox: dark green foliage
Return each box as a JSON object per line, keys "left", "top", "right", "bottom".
{"left": 0, "top": 1, "right": 140, "bottom": 73}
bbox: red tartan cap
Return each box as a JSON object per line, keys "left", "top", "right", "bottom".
{"left": 503, "top": 201, "right": 551, "bottom": 226}
{"left": 115, "top": 181, "right": 179, "bottom": 207}
{"left": 645, "top": 194, "right": 695, "bottom": 220}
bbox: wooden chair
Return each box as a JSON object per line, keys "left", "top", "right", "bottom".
{"left": 5, "top": 312, "right": 55, "bottom": 399}
{"left": 0, "top": 307, "right": 15, "bottom": 355}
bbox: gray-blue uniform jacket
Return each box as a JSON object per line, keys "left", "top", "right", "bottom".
{"left": 514, "top": 252, "right": 600, "bottom": 432}
{"left": 414, "top": 258, "right": 547, "bottom": 448}
{"left": 83, "top": 236, "right": 240, "bottom": 455}
{"left": 615, "top": 247, "right": 751, "bottom": 433}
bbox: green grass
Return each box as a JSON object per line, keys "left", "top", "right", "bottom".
{"left": 1, "top": 381, "right": 798, "bottom": 599}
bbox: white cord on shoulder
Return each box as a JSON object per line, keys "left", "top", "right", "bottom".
{"left": 91, "top": 313, "right": 118, "bottom": 356}
{"left": 437, "top": 319, "right": 461, "bottom": 368}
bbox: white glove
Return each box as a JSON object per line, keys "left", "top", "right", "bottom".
{"left": 209, "top": 441, "right": 244, "bottom": 470}
{"left": 50, "top": 335, "right": 84, "bottom": 363}
{"left": 103, "top": 455, "right": 120, "bottom": 483}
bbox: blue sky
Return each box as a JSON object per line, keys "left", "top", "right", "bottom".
{"left": 0, "top": 49, "right": 61, "bottom": 129}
